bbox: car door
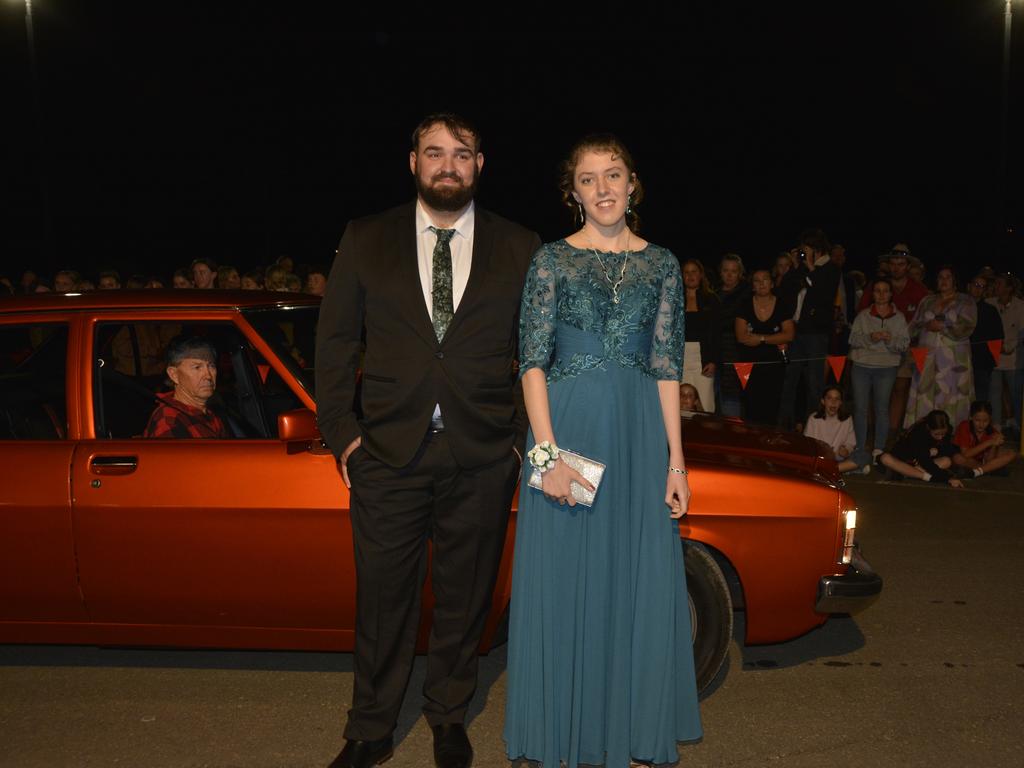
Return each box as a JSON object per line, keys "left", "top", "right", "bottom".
{"left": 0, "top": 318, "right": 88, "bottom": 625}
{"left": 69, "top": 312, "right": 354, "bottom": 642}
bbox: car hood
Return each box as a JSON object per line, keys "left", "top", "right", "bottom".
{"left": 681, "top": 413, "right": 841, "bottom": 487}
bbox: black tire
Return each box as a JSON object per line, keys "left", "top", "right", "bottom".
{"left": 684, "top": 541, "right": 733, "bottom": 692}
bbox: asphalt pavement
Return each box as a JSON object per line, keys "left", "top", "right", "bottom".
{"left": 2, "top": 465, "right": 1023, "bottom": 767}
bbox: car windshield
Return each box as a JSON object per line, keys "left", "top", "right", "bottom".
{"left": 242, "top": 305, "right": 319, "bottom": 395}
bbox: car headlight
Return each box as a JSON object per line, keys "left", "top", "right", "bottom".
{"left": 840, "top": 507, "right": 857, "bottom": 565}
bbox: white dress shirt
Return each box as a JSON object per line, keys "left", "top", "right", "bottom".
{"left": 415, "top": 199, "right": 475, "bottom": 320}
{"left": 415, "top": 199, "right": 475, "bottom": 426}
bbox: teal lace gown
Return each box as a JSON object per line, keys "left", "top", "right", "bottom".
{"left": 504, "top": 240, "right": 703, "bottom": 767}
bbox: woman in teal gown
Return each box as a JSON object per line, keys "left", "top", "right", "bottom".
{"left": 504, "top": 135, "right": 703, "bottom": 767}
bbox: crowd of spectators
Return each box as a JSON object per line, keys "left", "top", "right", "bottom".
{"left": 5, "top": 233, "right": 1022, "bottom": 484}
{"left": 0, "top": 256, "right": 330, "bottom": 298}
{"left": 677, "top": 229, "right": 1023, "bottom": 483}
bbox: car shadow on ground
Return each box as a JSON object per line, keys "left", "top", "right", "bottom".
{"left": 729, "top": 609, "right": 868, "bottom": 677}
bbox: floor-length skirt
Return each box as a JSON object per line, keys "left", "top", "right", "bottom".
{"left": 504, "top": 363, "right": 703, "bottom": 768}
{"left": 904, "top": 340, "right": 974, "bottom": 427}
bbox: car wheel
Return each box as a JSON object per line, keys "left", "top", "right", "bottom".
{"left": 684, "top": 541, "right": 733, "bottom": 692}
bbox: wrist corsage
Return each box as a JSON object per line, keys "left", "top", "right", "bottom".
{"left": 527, "top": 441, "right": 560, "bottom": 472}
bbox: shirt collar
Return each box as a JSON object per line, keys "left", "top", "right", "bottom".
{"left": 158, "top": 389, "right": 207, "bottom": 416}
{"left": 416, "top": 199, "right": 475, "bottom": 241}
{"left": 869, "top": 303, "right": 895, "bottom": 318}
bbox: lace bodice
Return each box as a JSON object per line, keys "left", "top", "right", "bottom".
{"left": 519, "top": 239, "right": 685, "bottom": 381}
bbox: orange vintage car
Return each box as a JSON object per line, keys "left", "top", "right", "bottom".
{"left": 0, "top": 291, "right": 880, "bottom": 690}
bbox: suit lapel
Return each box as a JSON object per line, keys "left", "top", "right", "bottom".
{"left": 396, "top": 204, "right": 439, "bottom": 347}
{"left": 444, "top": 207, "right": 492, "bottom": 341}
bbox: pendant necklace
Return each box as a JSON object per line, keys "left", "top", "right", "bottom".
{"left": 589, "top": 231, "right": 631, "bottom": 304}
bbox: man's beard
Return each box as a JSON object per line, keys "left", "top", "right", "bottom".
{"left": 416, "top": 170, "right": 478, "bottom": 212}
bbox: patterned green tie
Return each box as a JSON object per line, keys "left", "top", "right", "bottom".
{"left": 430, "top": 226, "right": 456, "bottom": 341}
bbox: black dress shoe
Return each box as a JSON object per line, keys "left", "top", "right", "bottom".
{"left": 431, "top": 723, "right": 473, "bottom": 768}
{"left": 328, "top": 736, "right": 394, "bottom": 768}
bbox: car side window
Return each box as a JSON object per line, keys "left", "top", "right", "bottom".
{"left": 93, "top": 321, "right": 303, "bottom": 440}
{"left": 0, "top": 323, "right": 69, "bottom": 440}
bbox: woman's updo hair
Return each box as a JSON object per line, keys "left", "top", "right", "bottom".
{"left": 558, "top": 133, "right": 644, "bottom": 232}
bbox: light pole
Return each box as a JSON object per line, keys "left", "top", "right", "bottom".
{"left": 17, "top": 0, "right": 53, "bottom": 260}
{"left": 1001, "top": 0, "right": 1014, "bottom": 233}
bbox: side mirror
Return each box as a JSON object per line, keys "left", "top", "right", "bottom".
{"left": 278, "top": 408, "right": 320, "bottom": 442}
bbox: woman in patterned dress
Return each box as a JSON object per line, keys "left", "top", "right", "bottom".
{"left": 904, "top": 266, "right": 977, "bottom": 428}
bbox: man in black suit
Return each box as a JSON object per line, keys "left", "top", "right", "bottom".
{"left": 315, "top": 113, "right": 540, "bottom": 768}
{"left": 778, "top": 228, "right": 841, "bottom": 429}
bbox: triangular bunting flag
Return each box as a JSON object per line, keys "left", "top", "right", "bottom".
{"left": 910, "top": 346, "right": 929, "bottom": 374}
{"left": 987, "top": 339, "right": 1002, "bottom": 366}
{"left": 826, "top": 355, "right": 847, "bottom": 383}
{"left": 733, "top": 362, "right": 754, "bottom": 389}
{"left": 257, "top": 363, "right": 270, "bottom": 384}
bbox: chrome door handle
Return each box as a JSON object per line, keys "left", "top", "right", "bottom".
{"left": 89, "top": 455, "right": 139, "bottom": 475}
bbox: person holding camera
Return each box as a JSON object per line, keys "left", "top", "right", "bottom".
{"left": 904, "top": 266, "right": 977, "bottom": 428}
{"left": 778, "top": 229, "right": 841, "bottom": 430}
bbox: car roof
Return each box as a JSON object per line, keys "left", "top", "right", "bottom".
{"left": 0, "top": 290, "right": 321, "bottom": 315}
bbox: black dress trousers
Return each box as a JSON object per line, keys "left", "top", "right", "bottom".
{"left": 343, "top": 431, "right": 519, "bottom": 741}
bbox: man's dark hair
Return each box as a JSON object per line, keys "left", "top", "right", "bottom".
{"left": 307, "top": 263, "right": 328, "bottom": 279}
{"left": 798, "top": 228, "right": 831, "bottom": 257}
{"left": 190, "top": 257, "right": 218, "bottom": 272}
{"left": 165, "top": 336, "right": 217, "bottom": 367}
{"left": 411, "top": 112, "right": 481, "bottom": 153}
{"left": 98, "top": 269, "right": 121, "bottom": 284}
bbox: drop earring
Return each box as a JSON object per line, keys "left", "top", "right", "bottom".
{"left": 577, "top": 201, "right": 586, "bottom": 227}
{"left": 626, "top": 194, "right": 633, "bottom": 217}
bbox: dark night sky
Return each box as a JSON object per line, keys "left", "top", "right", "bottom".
{"left": 3, "top": 1, "right": 1021, "bottom": 283}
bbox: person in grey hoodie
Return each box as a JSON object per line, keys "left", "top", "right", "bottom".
{"left": 848, "top": 277, "right": 910, "bottom": 458}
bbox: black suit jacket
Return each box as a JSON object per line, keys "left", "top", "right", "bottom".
{"left": 315, "top": 202, "right": 541, "bottom": 468}
{"left": 795, "top": 260, "right": 841, "bottom": 334}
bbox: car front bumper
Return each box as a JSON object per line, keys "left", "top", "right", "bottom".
{"left": 816, "top": 546, "right": 883, "bottom": 614}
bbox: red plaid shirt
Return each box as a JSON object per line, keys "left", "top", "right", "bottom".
{"left": 144, "top": 391, "right": 228, "bottom": 439}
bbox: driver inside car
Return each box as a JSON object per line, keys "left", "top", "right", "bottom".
{"left": 144, "top": 336, "right": 229, "bottom": 439}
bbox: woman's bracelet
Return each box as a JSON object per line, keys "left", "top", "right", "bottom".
{"left": 527, "top": 441, "right": 560, "bottom": 472}
{"left": 669, "top": 466, "right": 688, "bottom": 475}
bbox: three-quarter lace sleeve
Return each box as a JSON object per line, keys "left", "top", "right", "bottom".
{"left": 648, "top": 251, "right": 685, "bottom": 380}
{"left": 519, "top": 245, "right": 557, "bottom": 375}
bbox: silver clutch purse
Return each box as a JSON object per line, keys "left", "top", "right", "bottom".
{"left": 528, "top": 449, "right": 606, "bottom": 507}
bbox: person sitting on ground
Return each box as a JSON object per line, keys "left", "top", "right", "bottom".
{"left": 679, "top": 382, "right": 705, "bottom": 413}
{"left": 878, "top": 409, "right": 964, "bottom": 487}
{"left": 803, "top": 385, "right": 865, "bottom": 474}
{"left": 952, "top": 400, "right": 1018, "bottom": 478}
{"left": 143, "top": 336, "right": 228, "bottom": 439}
